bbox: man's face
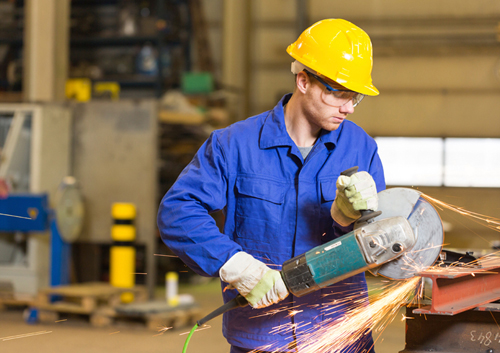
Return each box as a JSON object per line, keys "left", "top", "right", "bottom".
{"left": 302, "top": 74, "right": 356, "bottom": 131}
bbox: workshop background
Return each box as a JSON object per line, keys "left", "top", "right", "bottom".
{"left": 0, "top": 0, "right": 500, "bottom": 352}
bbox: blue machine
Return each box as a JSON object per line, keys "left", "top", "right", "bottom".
{"left": 0, "top": 194, "right": 72, "bottom": 287}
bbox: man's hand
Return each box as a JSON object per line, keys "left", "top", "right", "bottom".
{"left": 219, "top": 252, "right": 288, "bottom": 308}
{"left": 330, "top": 171, "right": 378, "bottom": 226}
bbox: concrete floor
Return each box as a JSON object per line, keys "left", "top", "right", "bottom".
{"left": 0, "top": 278, "right": 406, "bottom": 353}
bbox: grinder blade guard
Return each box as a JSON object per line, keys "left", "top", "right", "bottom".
{"left": 370, "top": 188, "right": 444, "bottom": 280}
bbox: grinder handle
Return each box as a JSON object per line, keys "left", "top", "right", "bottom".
{"left": 340, "top": 166, "right": 360, "bottom": 178}
{"left": 340, "top": 167, "right": 381, "bottom": 223}
{"left": 196, "top": 272, "right": 290, "bottom": 327}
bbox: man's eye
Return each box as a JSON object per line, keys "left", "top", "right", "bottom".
{"left": 331, "top": 91, "right": 351, "bottom": 99}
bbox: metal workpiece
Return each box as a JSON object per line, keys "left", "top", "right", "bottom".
{"left": 356, "top": 216, "right": 415, "bottom": 266}
{"left": 372, "top": 188, "right": 444, "bottom": 280}
{"left": 402, "top": 258, "right": 500, "bottom": 352}
{"left": 401, "top": 305, "right": 500, "bottom": 353}
{"left": 413, "top": 261, "right": 500, "bottom": 316}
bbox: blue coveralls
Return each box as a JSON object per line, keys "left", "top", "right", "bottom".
{"left": 158, "top": 94, "right": 385, "bottom": 352}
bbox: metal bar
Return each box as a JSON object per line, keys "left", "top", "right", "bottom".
{"left": 414, "top": 264, "right": 500, "bottom": 315}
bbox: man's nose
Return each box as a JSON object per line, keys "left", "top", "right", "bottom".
{"left": 340, "top": 99, "right": 355, "bottom": 114}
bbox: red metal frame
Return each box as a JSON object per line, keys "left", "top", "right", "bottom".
{"left": 413, "top": 263, "right": 500, "bottom": 315}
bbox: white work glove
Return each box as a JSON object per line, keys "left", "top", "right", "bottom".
{"left": 330, "top": 171, "right": 378, "bottom": 227}
{"left": 219, "top": 252, "right": 289, "bottom": 309}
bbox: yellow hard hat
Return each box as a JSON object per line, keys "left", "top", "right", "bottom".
{"left": 287, "top": 19, "right": 379, "bottom": 96}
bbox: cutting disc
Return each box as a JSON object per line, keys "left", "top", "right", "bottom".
{"left": 371, "top": 188, "right": 444, "bottom": 280}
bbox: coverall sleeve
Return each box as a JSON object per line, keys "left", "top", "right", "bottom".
{"left": 369, "top": 148, "right": 386, "bottom": 194}
{"left": 157, "top": 132, "right": 242, "bottom": 277}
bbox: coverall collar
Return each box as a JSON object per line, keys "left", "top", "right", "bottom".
{"left": 260, "top": 94, "right": 343, "bottom": 150}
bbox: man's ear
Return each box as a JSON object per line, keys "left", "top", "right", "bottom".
{"left": 295, "top": 71, "right": 309, "bottom": 94}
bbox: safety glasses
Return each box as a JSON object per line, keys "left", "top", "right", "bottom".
{"left": 305, "top": 70, "right": 365, "bottom": 107}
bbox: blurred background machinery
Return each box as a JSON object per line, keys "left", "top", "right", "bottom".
{"left": 0, "top": 104, "right": 73, "bottom": 298}
{"left": 0, "top": 0, "right": 193, "bottom": 99}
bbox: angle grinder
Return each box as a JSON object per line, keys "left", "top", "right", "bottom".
{"left": 196, "top": 171, "right": 444, "bottom": 327}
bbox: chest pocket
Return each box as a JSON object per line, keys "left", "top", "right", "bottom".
{"left": 235, "top": 176, "right": 287, "bottom": 244}
{"left": 320, "top": 178, "right": 337, "bottom": 203}
{"left": 319, "top": 178, "right": 338, "bottom": 241}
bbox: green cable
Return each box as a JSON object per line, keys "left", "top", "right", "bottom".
{"left": 181, "top": 295, "right": 248, "bottom": 353}
{"left": 182, "top": 323, "right": 199, "bottom": 353}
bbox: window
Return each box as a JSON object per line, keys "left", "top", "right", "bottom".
{"left": 375, "top": 137, "right": 500, "bottom": 187}
{"left": 444, "top": 138, "right": 500, "bottom": 187}
{"left": 375, "top": 137, "right": 443, "bottom": 186}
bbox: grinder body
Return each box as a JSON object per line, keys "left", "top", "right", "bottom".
{"left": 281, "top": 216, "right": 415, "bottom": 297}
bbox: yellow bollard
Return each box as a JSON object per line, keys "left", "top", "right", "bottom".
{"left": 110, "top": 203, "right": 136, "bottom": 303}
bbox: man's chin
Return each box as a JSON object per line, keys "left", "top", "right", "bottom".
{"left": 324, "top": 121, "right": 342, "bottom": 131}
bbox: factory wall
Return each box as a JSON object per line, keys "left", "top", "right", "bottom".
{"left": 72, "top": 100, "right": 158, "bottom": 245}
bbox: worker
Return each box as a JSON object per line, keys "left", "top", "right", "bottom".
{"left": 158, "top": 19, "right": 384, "bottom": 353}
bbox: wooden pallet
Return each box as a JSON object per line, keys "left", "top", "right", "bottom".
{"left": 0, "top": 293, "right": 35, "bottom": 310}
{"left": 132, "top": 306, "right": 201, "bottom": 331}
{"left": 95, "top": 301, "right": 202, "bottom": 330}
{"left": 34, "top": 282, "right": 147, "bottom": 322}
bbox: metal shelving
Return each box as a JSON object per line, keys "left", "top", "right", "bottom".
{"left": 0, "top": 0, "right": 192, "bottom": 98}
